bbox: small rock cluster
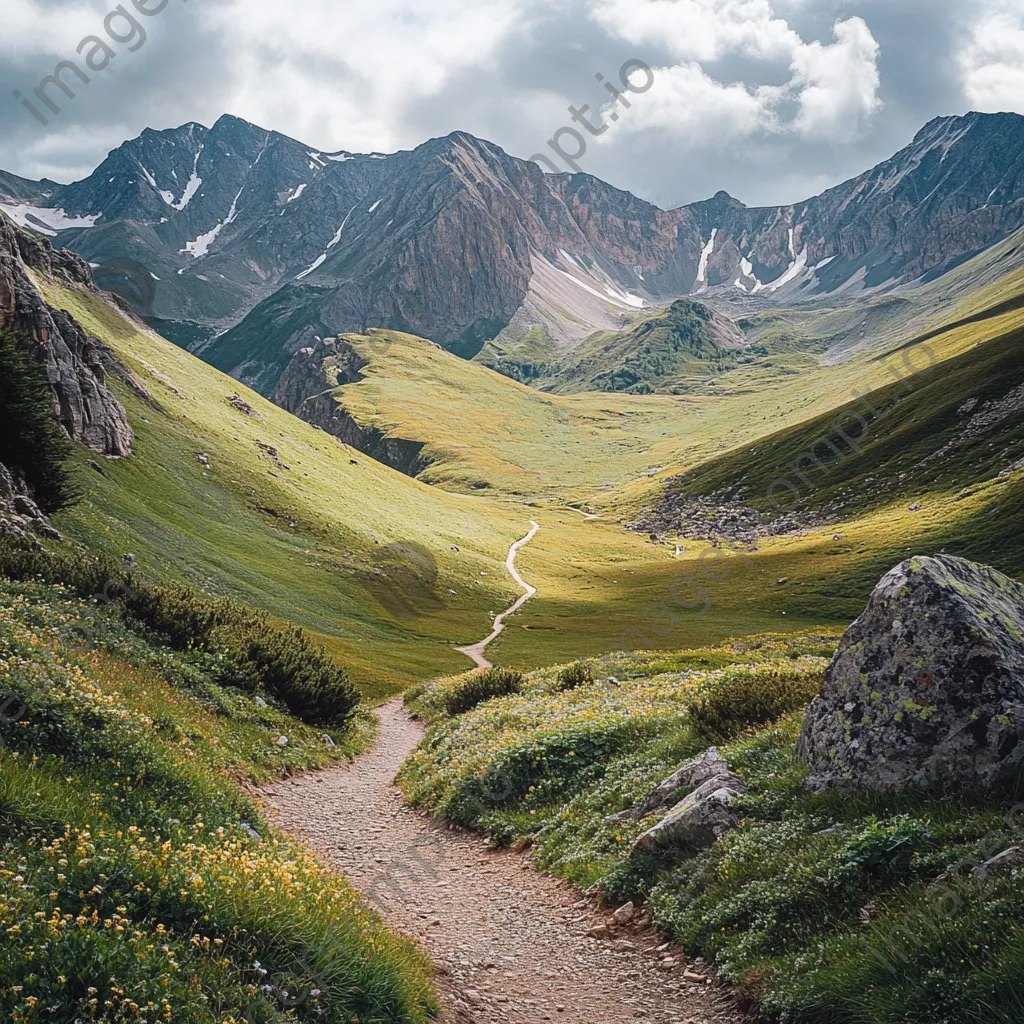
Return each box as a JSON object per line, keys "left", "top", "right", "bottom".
{"left": 255, "top": 440, "right": 292, "bottom": 471}
{"left": 226, "top": 393, "right": 259, "bottom": 418}
{"left": 603, "top": 748, "right": 749, "bottom": 858}
{"left": 924, "top": 384, "right": 1024, "bottom": 466}
{"left": 626, "top": 491, "right": 825, "bottom": 546}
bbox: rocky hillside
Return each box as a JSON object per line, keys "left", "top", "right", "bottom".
{"left": 0, "top": 216, "right": 134, "bottom": 541}
{"left": 0, "top": 215, "right": 132, "bottom": 457}
{"left": 274, "top": 337, "right": 429, "bottom": 475}
{"left": 2, "top": 113, "right": 1023, "bottom": 394}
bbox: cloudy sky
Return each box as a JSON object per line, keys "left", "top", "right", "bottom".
{"left": 2, "top": 0, "right": 1023, "bottom": 209}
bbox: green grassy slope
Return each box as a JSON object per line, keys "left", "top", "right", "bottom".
{"left": 32, "top": 275, "right": 535, "bottom": 697}
{"left": 0, "top": 580, "right": 436, "bottom": 1023}
{"left": 671, "top": 322, "right": 1024, "bottom": 578}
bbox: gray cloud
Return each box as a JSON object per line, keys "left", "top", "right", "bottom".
{"left": 1, "top": 0, "right": 1020, "bottom": 208}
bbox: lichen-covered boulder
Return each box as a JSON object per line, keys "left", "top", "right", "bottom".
{"left": 798, "top": 555, "right": 1024, "bottom": 792}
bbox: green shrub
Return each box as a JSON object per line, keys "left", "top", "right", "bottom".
{"left": 683, "top": 661, "right": 823, "bottom": 740}
{"left": 0, "top": 329, "right": 76, "bottom": 514}
{"left": 211, "top": 618, "right": 359, "bottom": 727}
{"left": 553, "top": 662, "right": 594, "bottom": 692}
{"left": 0, "top": 543, "right": 360, "bottom": 728}
{"left": 442, "top": 667, "right": 523, "bottom": 716}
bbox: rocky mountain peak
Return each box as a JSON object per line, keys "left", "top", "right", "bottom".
{"left": 2, "top": 111, "right": 1023, "bottom": 394}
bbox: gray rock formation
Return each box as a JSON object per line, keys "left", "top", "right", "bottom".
{"left": 274, "top": 337, "right": 429, "bottom": 477}
{"left": 0, "top": 215, "right": 132, "bottom": 457}
{"left": 0, "top": 461, "right": 62, "bottom": 543}
{"left": 798, "top": 555, "right": 1024, "bottom": 793}
{"left": 622, "top": 748, "right": 748, "bottom": 858}
{"left": 607, "top": 747, "right": 738, "bottom": 824}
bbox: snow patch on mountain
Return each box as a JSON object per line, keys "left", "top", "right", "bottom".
{"left": 0, "top": 203, "right": 99, "bottom": 236}
{"left": 287, "top": 184, "right": 308, "bottom": 203}
{"left": 767, "top": 245, "right": 809, "bottom": 292}
{"left": 173, "top": 174, "right": 202, "bottom": 211}
{"left": 328, "top": 205, "right": 357, "bottom": 249}
{"left": 180, "top": 140, "right": 267, "bottom": 259}
{"left": 294, "top": 204, "right": 358, "bottom": 281}
{"left": 296, "top": 253, "right": 327, "bottom": 280}
{"left": 139, "top": 166, "right": 176, "bottom": 206}
{"left": 697, "top": 229, "right": 718, "bottom": 287}
{"left": 551, "top": 263, "right": 645, "bottom": 309}
{"left": 181, "top": 184, "right": 244, "bottom": 258}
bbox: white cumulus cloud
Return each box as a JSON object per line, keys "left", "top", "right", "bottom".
{"left": 960, "top": 3, "right": 1024, "bottom": 113}
{"left": 790, "top": 17, "right": 882, "bottom": 142}
{"left": 589, "top": 0, "right": 882, "bottom": 145}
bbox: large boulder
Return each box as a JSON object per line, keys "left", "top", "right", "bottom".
{"left": 798, "top": 555, "right": 1024, "bottom": 793}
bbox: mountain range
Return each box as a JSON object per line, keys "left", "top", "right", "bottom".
{"left": 2, "top": 110, "right": 1023, "bottom": 396}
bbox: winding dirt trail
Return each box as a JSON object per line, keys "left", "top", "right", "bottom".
{"left": 456, "top": 520, "right": 540, "bottom": 670}
{"left": 261, "top": 700, "right": 744, "bottom": 1024}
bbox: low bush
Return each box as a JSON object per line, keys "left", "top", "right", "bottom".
{"left": 683, "top": 660, "right": 823, "bottom": 740}
{"left": 442, "top": 666, "right": 524, "bottom": 716}
{"left": 552, "top": 662, "right": 595, "bottom": 692}
{"left": 0, "top": 542, "right": 360, "bottom": 728}
{"left": 211, "top": 618, "right": 360, "bottom": 726}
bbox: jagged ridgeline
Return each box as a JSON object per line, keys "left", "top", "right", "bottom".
{"left": 3, "top": 111, "right": 1024, "bottom": 401}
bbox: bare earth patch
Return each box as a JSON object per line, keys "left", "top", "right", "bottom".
{"left": 260, "top": 700, "right": 746, "bottom": 1024}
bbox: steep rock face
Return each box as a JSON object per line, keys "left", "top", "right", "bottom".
{"left": 0, "top": 215, "right": 132, "bottom": 457}
{"left": 798, "top": 555, "right": 1024, "bottom": 793}
{"left": 273, "top": 338, "right": 428, "bottom": 477}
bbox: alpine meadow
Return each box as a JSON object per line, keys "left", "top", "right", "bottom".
{"left": 3, "top": 4, "right": 1024, "bottom": 1022}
